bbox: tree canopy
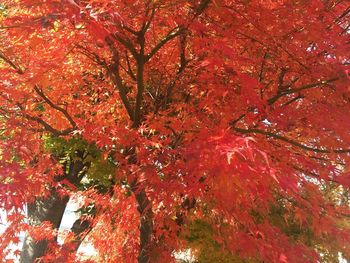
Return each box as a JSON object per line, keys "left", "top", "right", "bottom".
{"left": 0, "top": 0, "right": 349, "bottom": 262}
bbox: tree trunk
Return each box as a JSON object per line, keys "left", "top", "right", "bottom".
{"left": 70, "top": 218, "right": 91, "bottom": 251}
{"left": 20, "top": 190, "right": 69, "bottom": 263}
{"left": 135, "top": 188, "right": 153, "bottom": 263}
{"left": 20, "top": 158, "right": 86, "bottom": 262}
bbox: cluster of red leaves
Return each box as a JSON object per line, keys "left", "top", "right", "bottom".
{"left": 0, "top": 0, "right": 349, "bottom": 262}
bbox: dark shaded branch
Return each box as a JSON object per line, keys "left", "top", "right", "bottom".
{"left": 0, "top": 51, "right": 24, "bottom": 74}
{"left": 267, "top": 78, "right": 338, "bottom": 105}
{"left": 154, "top": 64, "right": 188, "bottom": 113}
{"left": 277, "top": 44, "right": 309, "bottom": 70}
{"left": 75, "top": 44, "right": 106, "bottom": 65}
{"left": 236, "top": 32, "right": 269, "bottom": 49}
{"left": 282, "top": 94, "right": 304, "bottom": 107}
{"left": 145, "top": 27, "right": 184, "bottom": 62}
{"left": 107, "top": 66, "right": 135, "bottom": 120}
{"left": 141, "top": 2, "right": 156, "bottom": 34}
{"left": 133, "top": 32, "right": 146, "bottom": 127}
{"left": 335, "top": 6, "right": 350, "bottom": 22}
{"left": 3, "top": 101, "right": 73, "bottom": 136}
{"left": 277, "top": 67, "right": 288, "bottom": 91}
{"left": 125, "top": 51, "right": 137, "bottom": 81}
{"left": 105, "top": 37, "right": 135, "bottom": 121}
{"left": 122, "top": 25, "right": 139, "bottom": 35}
{"left": 155, "top": 32, "right": 190, "bottom": 112}
{"left": 69, "top": 218, "right": 92, "bottom": 252}
{"left": 229, "top": 113, "right": 246, "bottom": 126}
{"left": 77, "top": 42, "right": 134, "bottom": 121}
{"left": 111, "top": 33, "right": 139, "bottom": 59}
{"left": 233, "top": 127, "right": 350, "bottom": 154}
{"left": 145, "top": 0, "right": 210, "bottom": 62}
{"left": 258, "top": 52, "right": 268, "bottom": 83}
{"left": 193, "top": 0, "right": 211, "bottom": 17}
{"left": 163, "top": 57, "right": 188, "bottom": 105}
{"left": 33, "top": 86, "right": 77, "bottom": 129}
{"left": 131, "top": 183, "right": 153, "bottom": 263}
{"left": 330, "top": 6, "right": 350, "bottom": 28}
{"left": 22, "top": 113, "right": 74, "bottom": 136}
{"left": 108, "top": 69, "right": 134, "bottom": 120}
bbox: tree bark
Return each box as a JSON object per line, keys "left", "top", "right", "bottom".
{"left": 20, "top": 190, "right": 69, "bottom": 263}
{"left": 134, "top": 188, "right": 153, "bottom": 263}
{"left": 20, "top": 159, "right": 85, "bottom": 262}
{"left": 70, "top": 218, "right": 92, "bottom": 251}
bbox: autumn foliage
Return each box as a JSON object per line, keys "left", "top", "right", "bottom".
{"left": 0, "top": 0, "right": 350, "bottom": 262}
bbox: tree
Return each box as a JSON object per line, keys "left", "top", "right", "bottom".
{"left": 0, "top": 0, "right": 349, "bottom": 262}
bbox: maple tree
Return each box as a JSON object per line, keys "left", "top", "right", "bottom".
{"left": 0, "top": 0, "right": 350, "bottom": 262}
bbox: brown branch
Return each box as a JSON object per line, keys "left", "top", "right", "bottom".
{"left": 107, "top": 68, "right": 135, "bottom": 121}
{"left": 193, "top": 0, "right": 211, "bottom": 17}
{"left": 75, "top": 44, "right": 106, "bottom": 65}
{"left": 111, "top": 33, "right": 139, "bottom": 59}
{"left": 282, "top": 94, "right": 304, "bottom": 107}
{"left": 277, "top": 67, "right": 288, "bottom": 91}
{"left": 329, "top": 6, "right": 350, "bottom": 29}
{"left": 33, "top": 86, "right": 77, "bottom": 129}
{"left": 0, "top": 51, "right": 24, "bottom": 74}
{"left": 165, "top": 58, "right": 188, "bottom": 102}
{"left": 77, "top": 43, "right": 134, "bottom": 121}
{"left": 122, "top": 25, "right": 139, "bottom": 35}
{"left": 124, "top": 51, "right": 137, "bottom": 81}
{"left": 141, "top": 2, "right": 156, "bottom": 34}
{"left": 156, "top": 31, "right": 190, "bottom": 112}
{"left": 233, "top": 127, "right": 350, "bottom": 154}
{"left": 237, "top": 32, "right": 269, "bottom": 49}
{"left": 131, "top": 183, "right": 153, "bottom": 263}
{"left": 145, "top": 0, "right": 210, "bottom": 62}
{"left": 105, "top": 38, "right": 135, "bottom": 121}
{"left": 267, "top": 78, "right": 338, "bottom": 105}
{"left": 277, "top": 44, "right": 309, "bottom": 70}
{"left": 154, "top": 62, "right": 188, "bottom": 114}
{"left": 22, "top": 113, "right": 74, "bottom": 136}
{"left": 1, "top": 96, "right": 73, "bottom": 136}
{"left": 76, "top": 42, "right": 134, "bottom": 120}
{"left": 145, "top": 27, "right": 184, "bottom": 62}
{"left": 69, "top": 218, "right": 92, "bottom": 252}
{"left": 229, "top": 113, "right": 246, "bottom": 126}
{"left": 258, "top": 52, "right": 268, "bottom": 83}
{"left": 133, "top": 32, "right": 146, "bottom": 127}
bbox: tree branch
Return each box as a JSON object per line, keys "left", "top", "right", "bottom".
{"left": 233, "top": 127, "right": 350, "bottom": 154}
{"left": 107, "top": 67, "right": 135, "bottom": 121}
{"left": 155, "top": 33, "right": 190, "bottom": 113}
{"left": 0, "top": 51, "right": 24, "bottom": 74}
{"left": 267, "top": 78, "right": 338, "bottom": 105}
{"left": 124, "top": 51, "right": 136, "bottom": 81}
{"left": 1, "top": 97, "right": 73, "bottom": 136}
{"left": 69, "top": 218, "right": 92, "bottom": 252}
{"left": 77, "top": 42, "right": 135, "bottom": 121}
{"left": 33, "top": 86, "right": 77, "bottom": 129}
{"left": 258, "top": 52, "right": 268, "bottom": 83}
{"left": 111, "top": 33, "right": 139, "bottom": 59}
{"left": 105, "top": 38, "right": 135, "bottom": 121}
{"left": 141, "top": 2, "right": 156, "bottom": 34}
{"left": 22, "top": 112, "right": 74, "bottom": 136}
{"left": 145, "top": 0, "right": 210, "bottom": 62}
{"left": 145, "top": 27, "right": 184, "bottom": 62}
{"left": 133, "top": 32, "right": 146, "bottom": 127}
{"left": 193, "top": 0, "right": 211, "bottom": 18}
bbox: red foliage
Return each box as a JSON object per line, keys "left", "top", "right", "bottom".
{"left": 0, "top": 0, "right": 349, "bottom": 262}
